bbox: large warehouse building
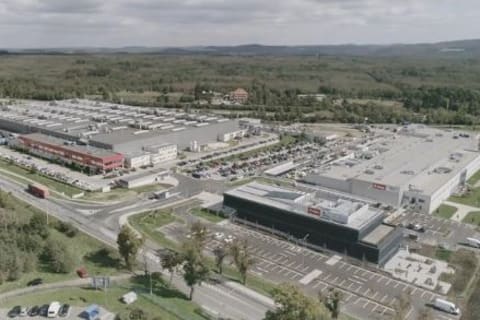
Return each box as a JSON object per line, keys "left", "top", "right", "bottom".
{"left": 224, "top": 182, "right": 401, "bottom": 265}
{"left": 15, "top": 133, "right": 124, "bottom": 173}
{"left": 304, "top": 125, "right": 480, "bottom": 213}
{"left": 0, "top": 100, "right": 247, "bottom": 155}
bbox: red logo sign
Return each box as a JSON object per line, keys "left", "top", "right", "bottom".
{"left": 372, "top": 183, "right": 387, "bottom": 191}
{"left": 308, "top": 207, "right": 322, "bottom": 216}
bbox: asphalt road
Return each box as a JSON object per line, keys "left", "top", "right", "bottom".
{"left": 0, "top": 174, "right": 271, "bottom": 320}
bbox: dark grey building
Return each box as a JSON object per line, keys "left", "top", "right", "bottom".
{"left": 223, "top": 182, "right": 401, "bottom": 265}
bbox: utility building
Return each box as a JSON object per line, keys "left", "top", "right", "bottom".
{"left": 224, "top": 182, "right": 401, "bottom": 265}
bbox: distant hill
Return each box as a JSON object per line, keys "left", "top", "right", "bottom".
{"left": 3, "top": 39, "right": 480, "bottom": 57}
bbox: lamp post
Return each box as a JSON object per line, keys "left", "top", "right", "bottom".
{"left": 302, "top": 234, "right": 310, "bottom": 267}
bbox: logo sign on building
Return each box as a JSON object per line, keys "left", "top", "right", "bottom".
{"left": 307, "top": 207, "right": 322, "bottom": 217}
{"left": 372, "top": 183, "right": 387, "bottom": 191}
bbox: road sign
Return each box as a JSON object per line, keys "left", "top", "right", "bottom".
{"left": 91, "top": 276, "right": 111, "bottom": 290}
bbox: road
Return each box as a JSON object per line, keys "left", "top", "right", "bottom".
{"left": 0, "top": 173, "right": 271, "bottom": 320}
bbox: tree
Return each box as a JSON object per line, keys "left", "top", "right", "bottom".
{"left": 44, "top": 239, "right": 74, "bottom": 273}
{"left": 28, "top": 214, "right": 49, "bottom": 239}
{"left": 117, "top": 225, "right": 144, "bottom": 271}
{"left": 264, "top": 283, "right": 330, "bottom": 320}
{"left": 158, "top": 249, "right": 182, "bottom": 285}
{"left": 212, "top": 245, "right": 228, "bottom": 275}
{"left": 394, "top": 292, "right": 411, "bottom": 320}
{"left": 182, "top": 240, "right": 209, "bottom": 300}
{"left": 319, "top": 288, "right": 342, "bottom": 319}
{"left": 230, "top": 239, "right": 255, "bottom": 284}
{"left": 417, "top": 307, "right": 433, "bottom": 320}
{"left": 189, "top": 221, "right": 208, "bottom": 249}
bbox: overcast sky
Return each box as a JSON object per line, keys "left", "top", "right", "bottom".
{"left": 0, "top": 0, "right": 478, "bottom": 48}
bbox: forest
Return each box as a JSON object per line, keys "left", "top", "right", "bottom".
{"left": 1, "top": 54, "right": 480, "bottom": 124}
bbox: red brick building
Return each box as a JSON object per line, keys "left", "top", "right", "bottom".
{"left": 229, "top": 88, "right": 249, "bottom": 104}
{"left": 17, "top": 133, "right": 124, "bottom": 173}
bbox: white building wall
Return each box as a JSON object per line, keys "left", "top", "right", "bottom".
{"left": 125, "top": 154, "right": 151, "bottom": 168}
{"left": 303, "top": 175, "right": 351, "bottom": 193}
{"left": 429, "top": 154, "right": 480, "bottom": 213}
{"left": 350, "top": 179, "right": 402, "bottom": 207}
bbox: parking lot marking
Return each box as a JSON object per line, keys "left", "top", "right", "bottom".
{"left": 299, "top": 269, "right": 323, "bottom": 286}
{"left": 380, "top": 294, "right": 388, "bottom": 304}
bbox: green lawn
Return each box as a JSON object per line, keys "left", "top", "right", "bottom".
{"left": 129, "top": 210, "right": 179, "bottom": 250}
{"left": 84, "top": 183, "right": 169, "bottom": 202}
{"left": 435, "top": 248, "right": 453, "bottom": 262}
{"left": 0, "top": 276, "right": 209, "bottom": 320}
{"left": 449, "top": 187, "right": 480, "bottom": 207}
{"left": 463, "top": 211, "right": 480, "bottom": 226}
{"left": 468, "top": 169, "right": 480, "bottom": 186}
{"left": 433, "top": 204, "right": 458, "bottom": 219}
{"left": 190, "top": 208, "right": 226, "bottom": 223}
{"left": 0, "top": 159, "right": 84, "bottom": 197}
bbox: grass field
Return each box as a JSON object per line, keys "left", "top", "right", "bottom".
{"left": 129, "top": 210, "right": 180, "bottom": 250}
{"left": 0, "top": 205, "right": 122, "bottom": 294}
{"left": 463, "top": 211, "right": 480, "bottom": 226}
{"left": 0, "top": 159, "right": 84, "bottom": 197}
{"left": 433, "top": 204, "right": 458, "bottom": 219}
{"left": 190, "top": 208, "right": 226, "bottom": 223}
{"left": 84, "top": 183, "right": 168, "bottom": 202}
{"left": 449, "top": 187, "right": 480, "bottom": 207}
{"left": 0, "top": 276, "right": 208, "bottom": 320}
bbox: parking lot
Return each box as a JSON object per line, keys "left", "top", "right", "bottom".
{"left": 0, "top": 305, "right": 113, "bottom": 320}
{"left": 160, "top": 220, "right": 459, "bottom": 320}
{"left": 183, "top": 140, "right": 325, "bottom": 182}
{"left": 391, "top": 210, "right": 479, "bottom": 249}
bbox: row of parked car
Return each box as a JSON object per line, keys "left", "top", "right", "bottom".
{"left": 0, "top": 152, "right": 92, "bottom": 191}
{"left": 8, "top": 302, "right": 70, "bottom": 318}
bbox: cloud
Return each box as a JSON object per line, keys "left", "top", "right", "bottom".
{"left": 0, "top": 0, "right": 478, "bottom": 47}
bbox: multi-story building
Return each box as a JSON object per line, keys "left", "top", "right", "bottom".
{"left": 218, "top": 129, "right": 248, "bottom": 142}
{"left": 16, "top": 133, "right": 124, "bottom": 173}
{"left": 223, "top": 182, "right": 401, "bottom": 265}
{"left": 229, "top": 88, "right": 249, "bottom": 104}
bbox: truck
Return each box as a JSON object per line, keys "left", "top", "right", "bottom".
{"left": 467, "top": 237, "right": 480, "bottom": 248}
{"left": 27, "top": 183, "right": 49, "bottom": 199}
{"left": 433, "top": 298, "right": 460, "bottom": 315}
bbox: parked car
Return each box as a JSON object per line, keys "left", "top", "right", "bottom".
{"left": 27, "top": 278, "right": 43, "bottom": 286}
{"left": 8, "top": 306, "right": 22, "bottom": 318}
{"left": 28, "top": 306, "right": 40, "bottom": 317}
{"left": 59, "top": 304, "right": 71, "bottom": 317}
{"left": 39, "top": 304, "right": 49, "bottom": 317}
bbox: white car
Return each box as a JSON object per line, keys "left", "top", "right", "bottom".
{"left": 19, "top": 307, "right": 29, "bottom": 317}
{"left": 224, "top": 235, "right": 236, "bottom": 244}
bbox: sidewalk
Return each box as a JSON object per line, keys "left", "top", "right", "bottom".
{"left": 443, "top": 201, "right": 480, "bottom": 222}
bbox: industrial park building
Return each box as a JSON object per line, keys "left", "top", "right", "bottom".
{"left": 0, "top": 100, "right": 247, "bottom": 155}
{"left": 16, "top": 133, "right": 124, "bottom": 173}
{"left": 305, "top": 125, "right": 480, "bottom": 213}
{"left": 224, "top": 182, "right": 401, "bottom": 265}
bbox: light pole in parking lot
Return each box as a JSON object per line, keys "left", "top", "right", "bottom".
{"left": 301, "top": 233, "right": 310, "bottom": 267}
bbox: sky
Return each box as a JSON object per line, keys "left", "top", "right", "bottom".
{"left": 0, "top": 0, "right": 478, "bottom": 48}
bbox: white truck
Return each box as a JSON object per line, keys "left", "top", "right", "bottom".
{"left": 433, "top": 298, "right": 460, "bottom": 315}
{"left": 466, "top": 237, "right": 480, "bottom": 248}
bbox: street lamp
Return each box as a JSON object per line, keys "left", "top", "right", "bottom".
{"left": 301, "top": 234, "right": 310, "bottom": 267}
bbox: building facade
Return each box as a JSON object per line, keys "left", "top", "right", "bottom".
{"left": 17, "top": 133, "right": 124, "bottom": 173}
{"left": 229, "top": 88, "right": 249, "bottom": 104}
{"left": 223, "top": 182, "right": 401, "bottom": 265}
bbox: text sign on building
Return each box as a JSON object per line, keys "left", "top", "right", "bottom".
{"left": 307, "top": 207, "right": 322, "bottom": 217}
{"left": 372, "top": 183, "right": 387, "bottom": 191}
